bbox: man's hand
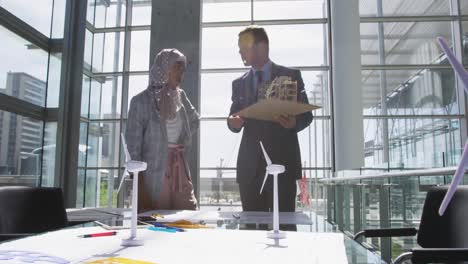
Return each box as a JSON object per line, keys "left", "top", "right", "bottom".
{"left": 276, "top": 115, "right": 296, "bottom": 129}
{"left": 228, "top": 115, "right": 245, "bottom": 129}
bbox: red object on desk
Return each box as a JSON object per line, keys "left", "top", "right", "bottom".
{"left": 78, "top": 231, "right": 117, "bottom": 238}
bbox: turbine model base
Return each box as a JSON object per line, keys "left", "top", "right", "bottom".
{"left": 121, "top": 238, "right": 144, "bottom": 247}
{"left": 267, "top": 230, "right": 286, "bottom": 239}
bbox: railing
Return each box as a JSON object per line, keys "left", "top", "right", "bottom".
{"left": 319, "top": 167, "right": 468, "bottom": 263}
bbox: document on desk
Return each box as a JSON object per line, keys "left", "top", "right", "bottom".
{"left": 139, "top": 210, "right": 313, "bottom": 225}
{"left": 0, "top": 226, "right": 349, "bottom": 264}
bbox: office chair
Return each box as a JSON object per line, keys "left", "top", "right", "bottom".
{"left": 353, "top": 185, "right": 468, "bottom": 264}
{"left": 0, "top": 186, "right": 68, "bottom": 242}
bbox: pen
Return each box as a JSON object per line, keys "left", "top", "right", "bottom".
{"left": 152, "top": 222, "right": 185, "bottom": 232}
{"left": 78, "top": 231, "right": 117, "bottom": 238}
{"left": 147, "top": 226, "right": 177, "bottom": 233}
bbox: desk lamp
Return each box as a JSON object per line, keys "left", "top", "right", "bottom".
{"left": 259, "top": 141, "right": 286, "bottom": 239}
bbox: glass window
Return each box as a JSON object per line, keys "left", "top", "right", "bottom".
{"left": 298, "top": 119, "right": 332, "bottom": 168}
{"left": 460, "top": 21, "right": 468, "bottom": 63}
{"left": 78, "top": 122, "right": 88, "bottom": 167}
{"left": 84, "top": 29, "right": 93, "bottom": 72}
{"left": 81, "top": 75, "right": 91, "bottom": 118}
{"left": 92, "top": 32, "right": 125, "bottom": 73}
{"left": 41, "top": 122, "right": 57, "bottom": 187}
{"left": 302, "top": 71, "right": 330, "bottom": 116}
{"left": 364, "top": 118, "right": 462, "bottom": 168}
{"left": 76, "top": 169, "right": 85, "bottom": 207}
{"left": 85, "top": 169, "right": 98, "bottom": 207}
{"left": 254, "top": 0, "right": 328, "bottom": 20}
{"left": 126, "top": 75, "right": 148, "bottom": 117}
{"left": 87, "top": 0, "right": 96, "bottom": 25}
{"left": 51, "top": 0, "right": 66, "bottom": 38}
{"left": 202, "top": 0, "right": 251, "bottom": 23}
{"left": 0, "top": 26, "right": 49, "bottom": 107}
{"left": 201, "top": 71, "right": 329, "bottom": 117}
{"left": 89, "top": 76, "right": 122, "bottom": 120}
{"left": 265, "top": 24, "right": 327, "bottom": 67}
{"left": 462, "top": 0, "right": 468, "bottom": 15}
{"left": 201, "top": 72, "right": 240, "bottom": 117}
{"left": 47, "top": 53, "right": 62, "bottom": 108}
{"left": 94, "top": 1, "right": 126, "bottom": 28}
{"left": 360, "top": 0, "right": 450, "bottom": 17}
{"left": 0, "top": 0, "right": 53, "bottom": 36}
{"left": 86, "top": 121, "right": 121, "bottom": 168}
{"left": 131, "top": 1, "right": 152, "bottom": 26}
{"left": 98, "top": 168, "right": 119, "bottom": 207}
{"left": 0, "top": 110, "right": 43, "bottom": 186}
{"left": 362, "top": 69, "right": 459, "bottom": 115}
{"left": 200, "top": 120, "right": 242, "bottom": 168}
{"left": 202, "top": 24, "right": 327, "bottom": 69}
{"left": 199, "top": 169, "right": 240, "bottom": 207}
{"left": 202, "top": 26, "right": 246, "bottom": 69}
{"left": 130, "top": 30, "right": 151, "bottom": 71}
{"left": 360, "top": 22, "right": 452, "bottom": 65}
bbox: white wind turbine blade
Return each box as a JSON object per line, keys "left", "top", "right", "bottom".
{"left": 259, "top": 171, "right": 269, "bottom": 194}
{"left": 116, "top": 169, "right": 129, "bottom": 195}
{"left": 121, "top": 133, "right": 132, "bottom": 162}
{"left": 259, "top": 141, "right": 272, "bottom": 165}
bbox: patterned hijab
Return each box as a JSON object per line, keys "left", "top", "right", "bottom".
{"left": 148, "top": 48, "right": 187, "bottom": 120}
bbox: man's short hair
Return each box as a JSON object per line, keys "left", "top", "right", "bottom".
{"left": 239, "top": 25, "right": 269, "bottom": 45}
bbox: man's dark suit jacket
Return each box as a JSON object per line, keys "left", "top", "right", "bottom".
{"left": 227, "top": 62, "right": 313, "bottom": 186}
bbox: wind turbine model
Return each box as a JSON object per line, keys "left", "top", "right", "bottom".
{"left": 118, "top": 133, "right": 147, "bottom": 246}
{"left": 259, "top": 141, "right": 286, "bottom": 239}
{"left": 436, "top": 37, "right": 468, "bottom": 216}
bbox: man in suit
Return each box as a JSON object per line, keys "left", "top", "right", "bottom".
{"left": 227, "top": 26, "right": 313, "bottom": 218}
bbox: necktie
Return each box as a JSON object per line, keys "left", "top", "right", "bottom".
{"left": 255, "top": 70, "right": 263, "bottom": 86}
{"left": 255, "top": 70, "right": 263, "bottom": 100}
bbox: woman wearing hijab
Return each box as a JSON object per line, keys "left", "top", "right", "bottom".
{"left": 126, "top": 48, "right": 198, "bottom": 211}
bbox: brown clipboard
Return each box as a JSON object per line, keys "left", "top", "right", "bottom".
{"left": 235, "top": 99, "right": 321, "bottom": 122}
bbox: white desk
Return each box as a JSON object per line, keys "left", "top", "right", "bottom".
{"left": 46, "top": 209, "right": 385, "bottom": 263}
{"left": 0, "top": 226, "right": 349, "bottom": 264}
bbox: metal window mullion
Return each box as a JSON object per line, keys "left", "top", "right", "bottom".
{"left": 203, "top": 18, "right": 328, "bottom": 28}
{"left": 360, "top": 15, "right": 457, "bottom": 23}
{"left": 200, "top": 167, "right": 332, "bottom": 170}
{"left": 326, "top": 0, "right": 335, "bottom": 174}
{"left": 117, "top": 0, "right": 134, "bottom": 208}
{"left": 377, "top": 0, "right": 389, "bottom": 164}
{"left": 201, "top": 66, "right": 329, "bottom": 73}
{"left": 199, "top": 116, "right": 332, "bottom": 121}
{"left": 0, "top": 7, "right": 50, "bottom": 52}
{"left": 0, "top": 93, "right": 46, "bottom": 120}
{"left": 450, "top": 0, "right": 468, "bottom": 145}
{"left": 362, "top": 64, "right": 453, "bottom": 70}
{"left": 90, "top": 25, "right": 150, "bottom": 34}
{"left": 55, "top": 0, "right": 88, "bottom": 207}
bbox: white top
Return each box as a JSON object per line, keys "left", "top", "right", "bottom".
{"left": 166, "top": 109, "right": 183, "bottom": 144}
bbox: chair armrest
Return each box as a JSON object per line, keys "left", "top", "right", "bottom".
{"left": 354, "top": 227, "right": 418, "bottom": 240}
{"left": 411, "top": 248, "right": 468, "bottom": 263}
{"left": 67, "top": 220, "right": 91, "bottom": 227}
{"left": 0, "top": 233, "right": 35, "bottom": 242}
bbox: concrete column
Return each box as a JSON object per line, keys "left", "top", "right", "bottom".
{"left": 330, "top": 0, "right": 364, "bottom": 171}
{"left": 150, "top": 0, "right": 201, "bottom": 199}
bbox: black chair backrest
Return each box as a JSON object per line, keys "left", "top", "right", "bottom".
{"left": 418, "top": 185, "right": 468, "bottom": 248}
{"left": 0, "top": 186, "right": 68, "bottom": 233}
